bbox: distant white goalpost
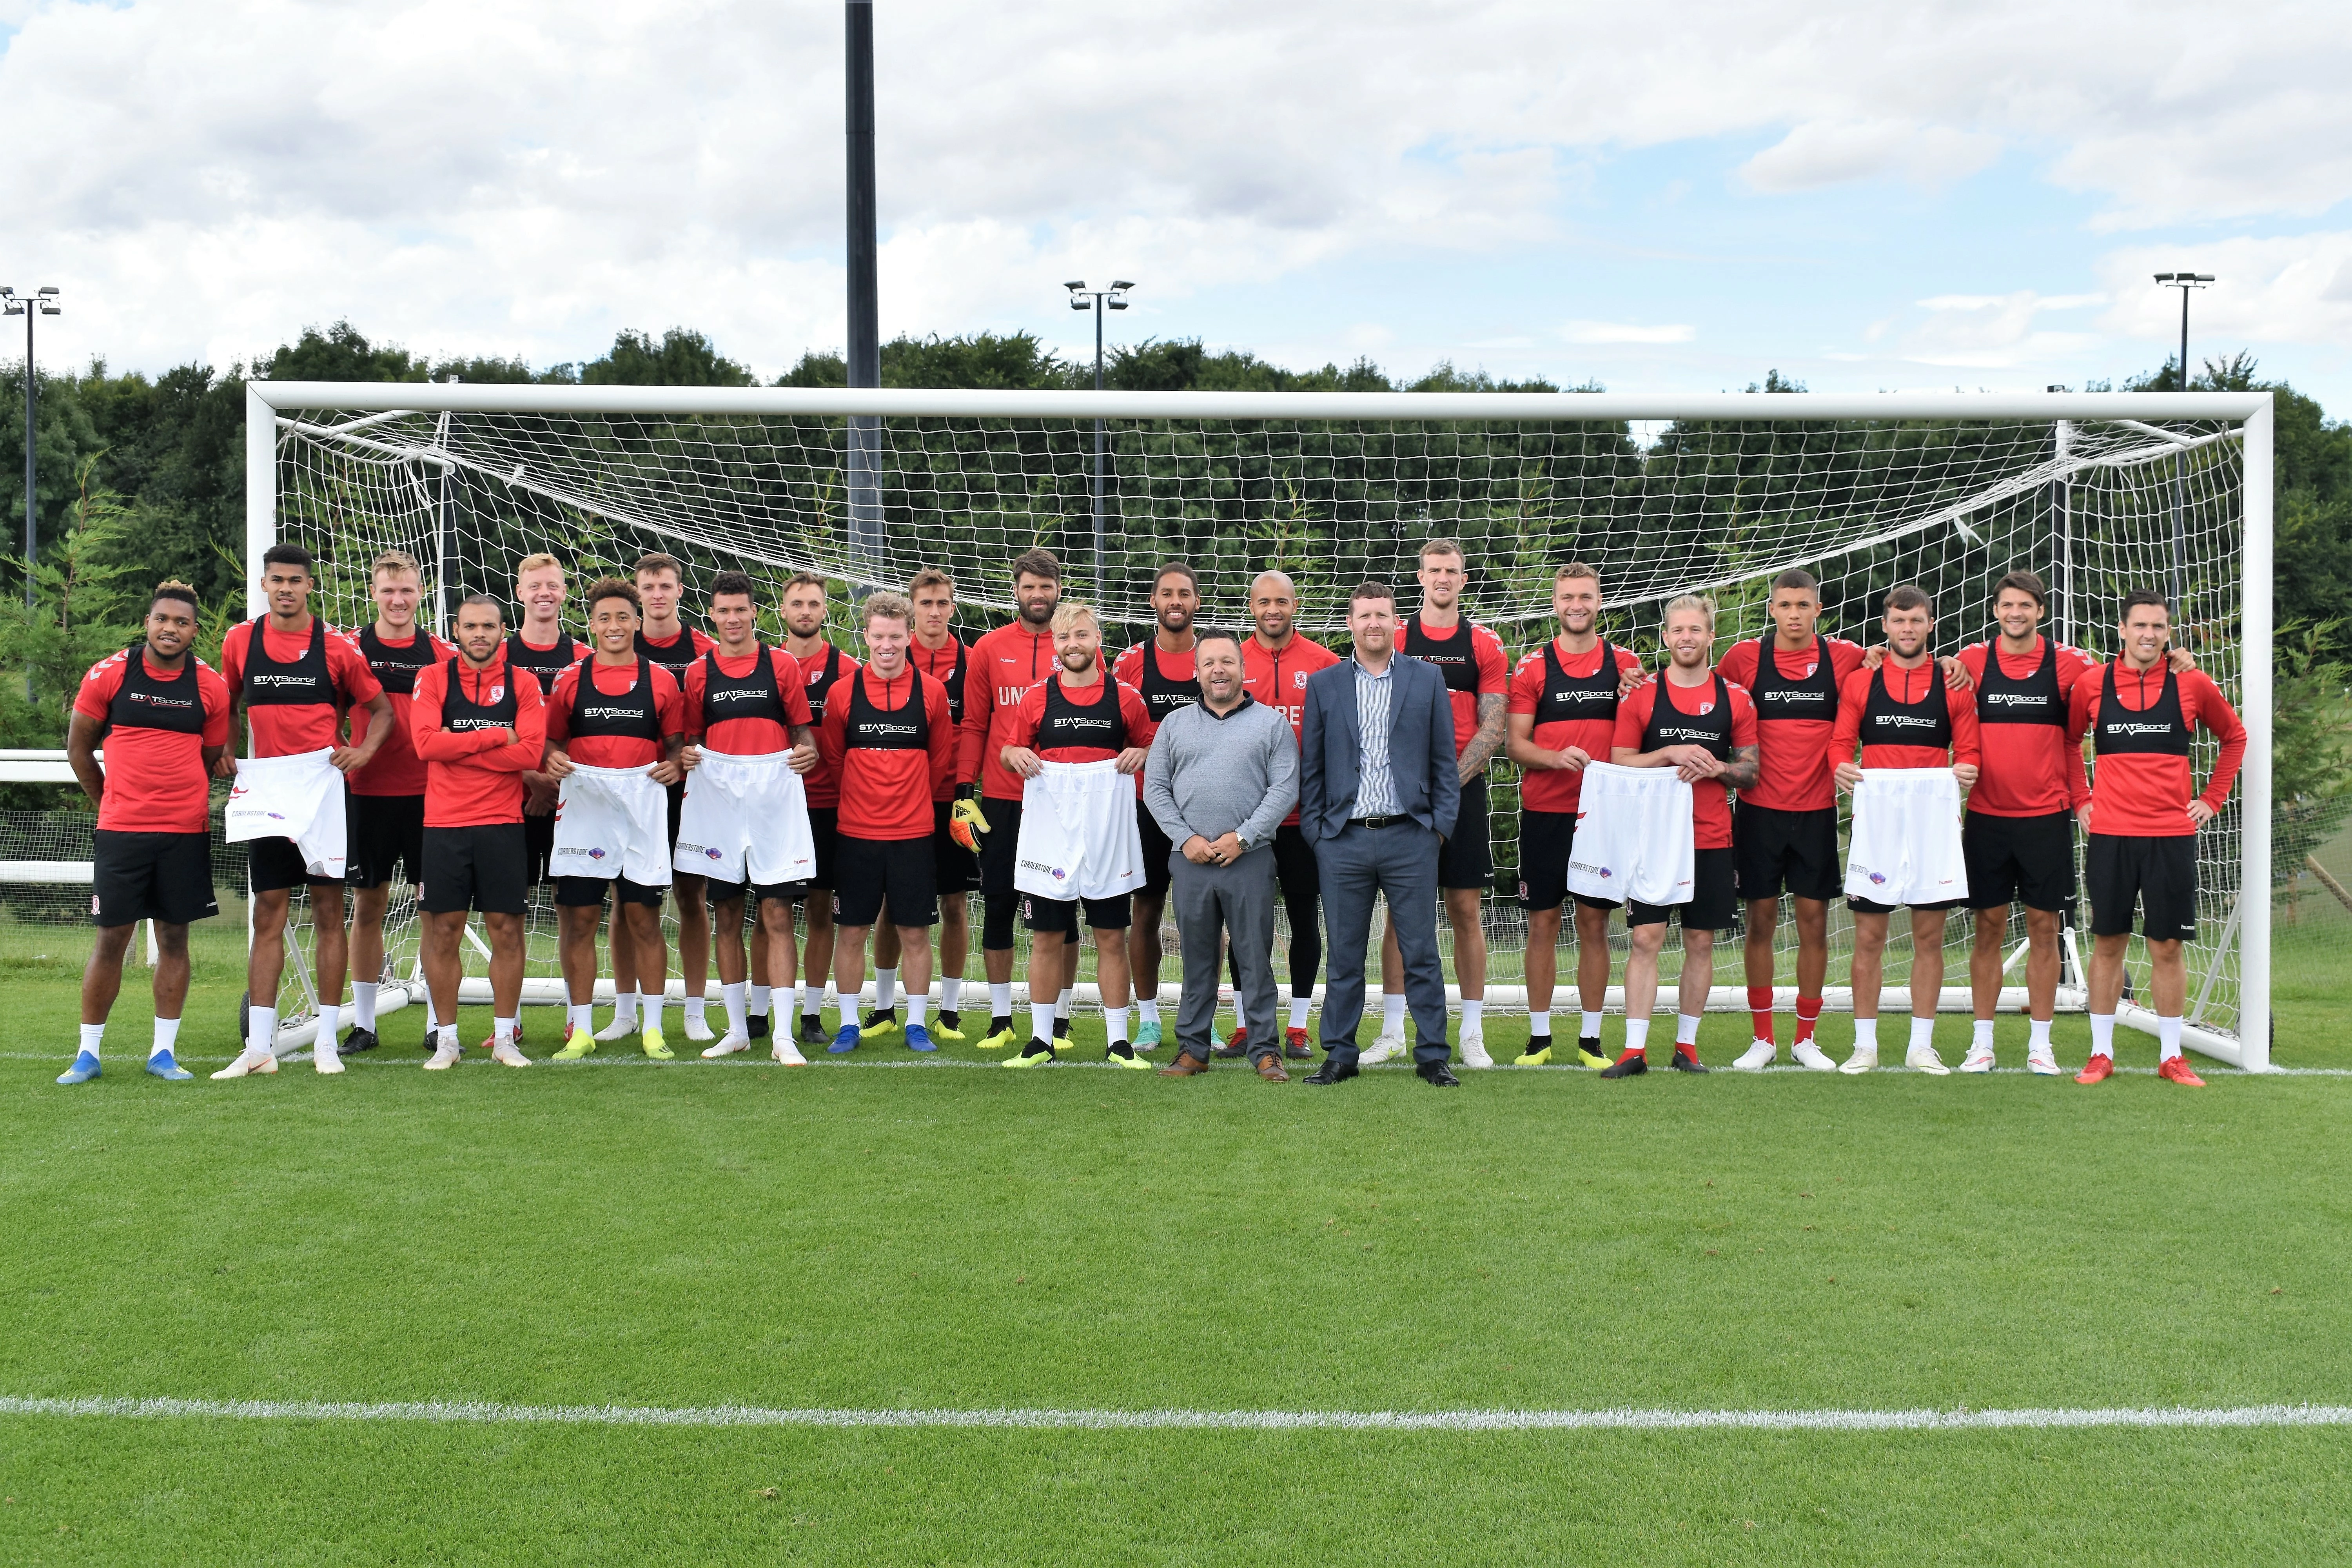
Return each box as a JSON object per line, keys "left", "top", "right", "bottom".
{"left": 240, "top": 383, "right": 2274, "bottom": 1069}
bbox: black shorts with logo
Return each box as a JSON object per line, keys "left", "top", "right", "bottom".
{"left": 1517, "top": 808, "right": 1576, "bottom": 913}
{"left": 1439, "top": 775, "right": 1494, "bottom": 891}
{"left": 93, "top": 829, "right": 218, "bottom": 927}
{"left": 1733, "top": 801, "right": 1843, "bottom": 904}
{"left": 1025, "top": 891, "right": 1132, "bottom": 935}
{"left": 554, "top": 874, "right": 667, "bottom": 909}
{"left": 247, "top": 833, "right": 347, "bottom": 895}
{"left": 2087, "top": 832, "right": 2198, "bottom": 943}
{"left": 1964, "top": 809, "right": 2077, "bottom": 913}
{"left": 978, "top": 795, "right": 1024, "bottom": 904}
{"left": 804, "top": 806, "right": 839, "bottom": 891}
{"left": 349, "top": 793, "right": 426, "bottom": 890}
{"left": 1136, "top": 797, "right": 1175, "bottom": 897}
{"left": 1581, "top": 845, "right": 1739, "bottom": 931}
{"left": 833, "top": 834, "right": 940, "bottom": 928}
{"left": 421, "top": 824, "right": 529, "bottom": 916}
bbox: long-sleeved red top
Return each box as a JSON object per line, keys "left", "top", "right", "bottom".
{"left": 1954, "top": 636, "right": 2098, "bottom": 816}
{"left": 407, "top": 654, "right": 546, "bottom": 827}
{"left": 2069, "top": 660, "right": 2246, "bottom": 837}
{"left": 960, "top": 619, "right": 1058, "bottom": 799}
{"left": 818, "top": 665, "right": 958, "bottom": 840}
{"left": 1241, "top": 632, "right": 1341, "bottom": 829}
{"left": 1827, "top": 661, "right": 1980, "bottom": 774}
{"left": 1005, "top": 673, "right": 1154, "bottom": 765}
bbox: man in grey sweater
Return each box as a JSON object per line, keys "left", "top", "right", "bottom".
{"left": 1142, "top": 627, "right": 1300, "bottom": 1080}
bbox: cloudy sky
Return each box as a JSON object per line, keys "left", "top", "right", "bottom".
{"left": 4, "top": 0, "right": 2348, "bottom": 404}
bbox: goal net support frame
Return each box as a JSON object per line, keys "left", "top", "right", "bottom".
{"left": 245, "top": 383, "right": 2275, "bottom": 1069}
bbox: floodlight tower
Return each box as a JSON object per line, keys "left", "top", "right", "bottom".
{"left": 2, "top": 285, "right": 61, "bottom": 612}
{"left": 845, "top": 0, "right": 882, "bottom": 587}
{"left": 2154, "top": 271, "right": 2215, "bottom": 604}
{"left": 1065, "top": 279, "right": 1132, "bottom": 589}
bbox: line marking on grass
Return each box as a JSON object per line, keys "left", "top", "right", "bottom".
{"left": 3, "top": 1395, "right": 2348, "bottom": 1432}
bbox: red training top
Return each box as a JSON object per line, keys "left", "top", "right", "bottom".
{"left": 683, "top": 646, "right": 814, "bottom": 756}
{"left": 1005, "top": 673, "right": 1155, "bottom": 765}
{"left": 1241, "top": 632, "right": 1341, "bottom": 828}
{"left": 544, "top": 657, "right": 686, "bottom": 770}
{"left": 73, "top": 648, "right": 232, "bottom": 834}
{"left": 787, "top": 643, "right": 857, "bottom": 808}
{"left": 218, "top": 615, "right": 384, "bottom": 758}
{"left": 1826, "top": 662, "right": 1981, "bottom": 772}
{"left": 1610, "top": 674, "right": 1759, "bottom": 849}
{"left": 910, "top": 635, "right": 969, "bottom": 801}
{"left": 1715, "top": 634, "right": 1867, "bottom": 813}
{"left": 408, "top": 654, "right": 546, "bottom": 827}
{"left": 1506, "top": 637, "right": 1645, "bottom": 814}
{"left": 1400, "top": 617, "right": 1509, "bottom": 756}
{"left": 2069, "top": 661, "right": 2247, "bottom": 837}
{"left": 960, "top": 620, "right": 1059, "bottom": 800}
{"left": 1954, "top": 637, "right": 2098, "bottom": 817}
{"left": 346, "top": 626, "right": 459, "bottom": 797}
{"left": 818, "top": 665, "right": 958, "bottom": 840}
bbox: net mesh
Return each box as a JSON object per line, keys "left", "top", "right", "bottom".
{"left": 258, "top": 401, "right": 2252, "bottom": 1038}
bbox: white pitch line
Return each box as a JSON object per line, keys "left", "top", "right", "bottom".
{"left": 2, "top": 1394, "right": 2347, "bottom": 1432}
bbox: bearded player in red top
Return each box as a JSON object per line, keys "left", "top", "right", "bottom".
{"left": 1113, "top": 563, "right": 1201, "bottom": 1053}
{"left": 57, "top": 583, "right": 232, "bottom": 1085}
{"left": 2069, "top": 589, "right": 2247, "bottom": 1087}
{"left": 1370, "top": 538, "right": 1508, "bottom": 1068}
{"left": 1504, "top": 563, "right": 1644, "bottom": 1069}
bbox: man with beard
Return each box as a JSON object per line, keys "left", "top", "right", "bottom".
{"left": 780, "top": 571, "right": 853, "bottom": 1044}
{"left": 957, "top": 550, "right": 1070, "bottom": 1050}
{"left": 1112, "top": 563, "right": 1202, "bottom": 1051}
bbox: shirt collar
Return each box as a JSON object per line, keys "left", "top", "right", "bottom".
{"left": 1200, "top": 693, "right": 1255, "bottom": 721}
{"left": 1352, "top": 655, "right": 1392, "bottom": 679}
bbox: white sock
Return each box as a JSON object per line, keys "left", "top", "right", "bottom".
{"left": 2029, "top": 1017, "right": 2053, "bottom": 1052}
{"left": 990, "top": 981, "right": 1013, "bottom": 1018}
{"left": 1581, "top": 1009, "right": 1604, "bottom": 1040}
{"left": 684, "top": 995, "right": 706, "bottom": 1025}
{"left": 1462, "top": 998, "right": 1485, "bottom": 1031}
{"left": 1909, "top": 1016, "right": 1936, "bottom": 1053}
{"left": 942, "top": 976, "right": 962, "bottom": 1013}
{"left": 1383, "top": 993, "right": 1407, "bottom": 1035}
{"left": 1137, "top": 997, "right": 1161, "bottom": 1025}
{"left": 495, "top": 1016, "right": 516, "bottom": 1045}
{"left": 79, "top": 1022, "right": 104, "bottom": 1059}
{"left": 613, "top": 990, "right": 639, "bottom": 1025}
{"left": 1624, "top": 1017, "right": 1651, "bottom": 1056}
{"left": 642, "top": 993, "right": 663, "bottom": 1033}
{"left": 875, "top": 968, "right": 898, "bottom": 1010}
{"left": 838, "top": 995, "right": 860, "bottom": 1034}
{"left": 315, "top": 1002, "right": 340, "bottom": 1045}
{"left": 2158, "top": 1015, "right": 2184, "bottom": 1062}
{"left": 907, "top": 994, "right": 927, "bottom": 1030}
{"left": 1675, "top": 1012, "right": 1701, "bottom": 1047}
{"left": 248, "top": 1006, "right": 278, "bottom": 1054}
{"left": 1288, "top": 994, "right": 1311, "bottom": 1029}
{"left": 1056, "top": 987, "right": 1074, "bottom": 1020}
{"left": 436, "top": 1022, "right": 460, "bottom": 1051}
{"left": 354, "top": 982, "right": 379, "bottom": 1030}
{"left": 2089, "top": 1013, "right": 2116, "bottom": 1058}
{"left": 1972, "top": 1018, "right": 1996, "bottom": 1051}
{"left": 1105, "top": 1005, "right": 1128, "bottom": 1044}
{"left": 722, "top": 981, "right": 747, "bottom": 1038}
{"left": 1528, "top": 1010, "right": 1551, "bottom": 1039}
{"left": 748, "top": 983, "right": 771, "bottom": 1018}
{"left": 1853, "top": 1017, "right": 1879, "bottom": 1053}
{"left": 569, "top": 1002, "right": 592, "bottom": 1032}
{"left": 1031, "top": 1002, "right": 1056, "bottom": 1044}
{"left": 799, "top": 984, "right": 822, "bottom": 1018}
{"left": 151, "top": 1017, "right": 180, "bottom": 1058}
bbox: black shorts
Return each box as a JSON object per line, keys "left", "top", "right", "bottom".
{"left": 348, "top": 793, "right": 426, "bottom": 889}
{"left": 665, "top": 780, "right": 685, "bottom": 848}
{"left": 1734, "top": 802, "right": 1843, "bottom": 904}
{"left": 554, "top": 874, "right": 668, "bottom": 909}
{"left": 933, "top": 800, "right": 980, "bottom": 896}
{"left": 1964, "top": 809, "right": 2077, "bottom": 913}
{"left": 1517, "top": 808, "right": 1575, "bottom": 913}
{"left": 247, "top": 833, "right": 348, "bottom": 894}
{"left": 92, "top": 829, "right": 217, "bottom": 927}
{"left": 1273, "top": 822, "right": 1320, "bottom": 911}
{"left": 978, "top": 795, "right": 1024, "bottom": 903}
{"left": 804, "top": 806, "right": 839, "bottom": 890}
{"left": 1438, "top": 775, "right": 1494, "bottom": 891}
{"left": 2087, "top": 832, "right": 2198, "bottom": 943}
{"left": 524, "top": 807, "right": 557, "bottom": 885}
{"left": 1849, "top": 894, "right": 1966, "bottom": 915}
{"left": 1025, "top": 891, "right": 1132, "bottom": 934}
{"left": 701, "top": 877, "right": 808, "bottom": 907}
{"left": 421, "top": 824, "right": 529, "bottom": 915}
{"left": 1136, "top": 798, "right": 1175, "bottom": 897}
{"left": 832, "top": 835, "right": 939, "bottom": 928}
{"left": 1583, "top": 846, "right": 1739, "bottom": 931}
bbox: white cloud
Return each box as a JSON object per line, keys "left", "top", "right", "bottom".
{"left": 1742, "top": 120, "right": 2002, "bottom": 192}
{"left": 1564, "top": 320, "right": 1696, "bottom": 345}
{"left": 2095, "top": 233, "right": 2352, "bottom": 352}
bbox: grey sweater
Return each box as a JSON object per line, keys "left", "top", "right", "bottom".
{"left": 1143, "top": 696, "right": 1299, "bottom": 853}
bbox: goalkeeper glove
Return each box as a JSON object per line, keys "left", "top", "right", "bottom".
{"left": 949, "top": 795, "right": 991, "bottom": 855}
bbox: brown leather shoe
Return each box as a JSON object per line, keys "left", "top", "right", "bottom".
{"left": 1254, "top": 1054, "right": 1291, "bottom": 1083}
{"left": 1158, "top": 1052, "right": 1212, "bottom": 1077}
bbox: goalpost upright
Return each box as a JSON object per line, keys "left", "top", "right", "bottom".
{"left": 241, "top": 383, "right": 2276, "bottom": 1068}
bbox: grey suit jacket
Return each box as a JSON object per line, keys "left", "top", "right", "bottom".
{"left": 1298, "top": 652, "right": 1461, "bottom": 844}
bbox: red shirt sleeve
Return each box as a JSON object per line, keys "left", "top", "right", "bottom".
{"left": 1119, "top": 681, "right": 1155, "bottom": 746}
{"left": 927, "top": 679, "right": 957, "bottom": 796}
{"left": 958, "top": 634, "right": 997, "bottom": 784}
{"left": 1947, "top": 685, "right": 1980, "bottom": 767}
{"left": 201, "top": 665, "right": 232, "bottom": 746}
{"left": 544, "top": 665, "right": 578, "bottom": 747}
{"left": 774, "top": 650, "right": 815, "bottom": 727}
{"left": 682, "top": 660, "right": 708, "bottom": 735}
{"left": 1474, "top": 626, "right": 1509, "bottom": 695}
{"left": 1007, "top": 683, "right": 1047, "bottom": 751}
{"left": 327, "top": 630, "right": 385, "bottom": 706}
{"left": 1610, "top": 683, "right": 1655, "bottom": 755}
{"left": 2187, "top": 671, "right": 2249, "bottom": 811}
{"left": 73, "top": 657, "right": 123, "bottom": 722}
{"left": 1715, "top": 640, "right": 1756, "bottom": 689}
{"left": 218, "top": 621, "right": 250, "bottom": 695}
{"left": 1826, "top": 668, "right": 1873, "bottom": 771}
{"left": 653, "top": 666, "right": 685, "bottom": 740}
{"left": 818, "top": 681, "right": 850, "bottom": 776}
{"left": 1505, "top": 650, "right": 1541, "bottom": 715}
{"left": 1730, "top": 684, "right": 1759, "bottom": 750}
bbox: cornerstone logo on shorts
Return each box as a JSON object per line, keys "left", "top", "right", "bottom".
{"left": 1568, "top": 858, "right": 1613, "bottom": 880}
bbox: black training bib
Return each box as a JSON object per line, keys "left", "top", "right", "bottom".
{"left": 240, "top": 617, "right": 337, "bottom": 709}
{"left": 1745, "top": 633, "right": 1840, "bottom": 723}
{"left": 846, "top": 668, "right": 930, "bottom": 751}
{"left": 1403, "top": 619, "right": 1483, "bottom": 694}
{"left": 105, "top": 645, "right": 207, "bottom": 737}
{"left": 1532, "top": 638, "right": 1622, "bottom": 729}
{"left": 1975, "top": 639, "right": 2067, "bottom": 729}
{"left": 1858, "top": 664, "right": 1953, "bottom": 750}
{"left": 564, "top": 655, "right": 663, "bottom": 741}
{"left": 440, "top": 657, "right": 520, "bottom": 733}
{"left": 1639, "top": 673, "right": 1735, "bottom": 759}
{"left": 1038, "top": 676, "right": 1129, "bottom": 753}
{"left": 2092, "top": 662, "right": 2191, "bottom": 757}
{"left": 1131, "top": 643, "right": 1201, "bottom": 722}
{"left": 358, "top": 625, "right": 437, "bottom": 697}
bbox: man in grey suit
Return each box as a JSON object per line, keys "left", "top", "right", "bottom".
{"left": 1298, "top": 581, "right": 1463, "bottom": 1085}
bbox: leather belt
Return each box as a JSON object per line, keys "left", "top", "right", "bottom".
{"left": 1352, "top": 814, "right": 1410, "bottom": 830}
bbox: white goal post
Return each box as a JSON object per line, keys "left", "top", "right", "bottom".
{"left": 244, "top": 383, "right": 2274, "bottom": 1069}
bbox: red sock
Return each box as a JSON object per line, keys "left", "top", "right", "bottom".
{"left": 1794, "top": 994, "right": 1823, "bottom": 1043}
{"left": 1747, "top": 986, "right": 1775, "bottom": 1044}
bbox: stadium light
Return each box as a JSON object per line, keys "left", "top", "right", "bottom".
{"left": 1064, "top": 280, "right": 1137, "bottom": 586}
{"left": 2, "top": 285, "right": 62, "bottom": 620}
{"left": 2152, "top": 272, "right": 2215, "bottom": 606}
{"left": 2153, "top": 272, "right": 2215, "bottom": 391}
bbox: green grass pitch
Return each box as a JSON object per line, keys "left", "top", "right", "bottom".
{"left": 2, "top": 935, "right": 2348, "bottom": 1564}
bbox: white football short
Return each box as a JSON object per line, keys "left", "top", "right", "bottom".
{"left": 1845, "top": 767, "right": 1969, "bottom": 907}
{"left": 1565, "top": 761, "right": 1695, "bottom": 907}
{"left": 1014, "top": 759, "right": 1145, "bottom": 902}
{"left": 224, "top": 747, "right": 348, "bottom": 882}
{"left": 552, "top": 763, "right": 673, "bottom": 887}
{"left": 673, "top": 749, "right": 817, "bottom": 887}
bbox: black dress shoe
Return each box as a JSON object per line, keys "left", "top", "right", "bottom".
{"left": 1416, "top": 1060, "right": 1461, "bottom": 1087}
{"left": 340, "top": 1026, "right": 380, "bottom": 1054}
{"left": 1303, "top": 1059, "right": 1359, "bottom": 1085}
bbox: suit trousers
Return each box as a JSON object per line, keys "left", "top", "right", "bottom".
{"left": 1314, "top": 820, "right": 1449, "bottom": 1065}
{"left": 1172, "top": 846, "right": 1281, "bottom": 1063}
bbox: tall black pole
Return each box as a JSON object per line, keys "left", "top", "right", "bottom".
{"left": 22, "top": 303, "right": 34, "bottom": 614}
{"left": 1092, "top": 301, "right": 1107, "bottom": 592}
{"left": 845, "top": 0, "right": 883, "bottom": 587}
{"left": 2173, "top": 285, "right": 2189, "bottom": 607}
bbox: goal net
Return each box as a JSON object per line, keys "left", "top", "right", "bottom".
{"left": 247, "top": 385, "right": 2274, "bottom": 1067}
